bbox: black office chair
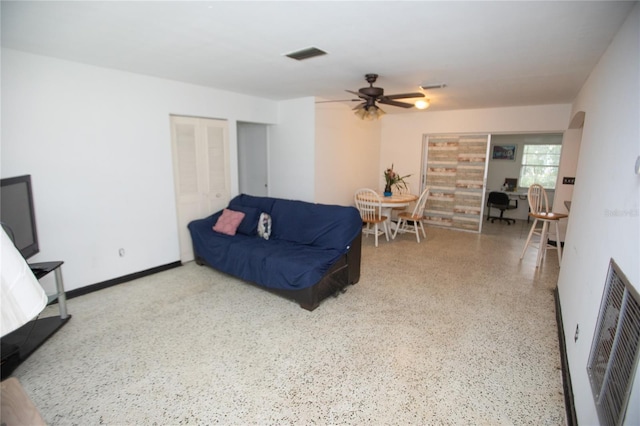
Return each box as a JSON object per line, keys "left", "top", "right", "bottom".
{"left": 486, "top": 192, "right": 518, "bottom": 225}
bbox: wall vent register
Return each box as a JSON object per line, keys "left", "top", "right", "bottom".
{"left": 285, "top": 47, "right": 327, "bottom": 61}
{"left": 587, "top": 259, "right": 640, "bottom": 426}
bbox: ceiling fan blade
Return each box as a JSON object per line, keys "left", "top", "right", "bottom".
{"left": 352, "top": 102, "right": 366, "bottom": 110}
{"left": 346, "top": 89, "right": 370, "bottom": 99}
{"left": 315, "top": 99, "right": 360, "bottom": 103}
{"left": 378, "top": 98, "right": 415, "bottom": 108}
{"left": 384, "top": 92, "right": 425, "bottom": 100}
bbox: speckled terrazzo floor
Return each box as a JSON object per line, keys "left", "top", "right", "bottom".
{"left": 13, "top": 220, "right": 566, "bottom": 425}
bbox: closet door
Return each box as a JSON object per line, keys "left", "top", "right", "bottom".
{"left": 171, "top": 116, "right": 229, "bottom": 262}
{"left": 422, "top": 134, "right": 490, "bottom": 232}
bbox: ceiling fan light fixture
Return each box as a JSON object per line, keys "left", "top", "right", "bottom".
{"left": 415, "top": 99, "right": 430, "bottom": 110}
{"left": 354, "top": 108, "right": 367, "bottom": 119}
{"left": 355, "top": 105, "right": 385, "bottom": 120}
{"left": 365, "top": 107, "right": 377, "bottom": 121}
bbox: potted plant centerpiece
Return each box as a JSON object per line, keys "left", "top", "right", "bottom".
{"left": 384, "top": 165, "right": 411, "bottom": 196}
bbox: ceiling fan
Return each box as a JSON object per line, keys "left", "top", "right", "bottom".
{"left": 322, "top": 74, "right": 444, "bottom": 120}
{"left": 350, "top": 73, "right": 423, "bottom": 111}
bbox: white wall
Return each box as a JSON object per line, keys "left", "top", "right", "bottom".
{"left": 557, "top": 5, "right": 640, "bottom": 425}
{"left": 553, "top": 125, "right": 583, "bottom": 240}
{"left": 314, "top": 102, "right": 381, "bottom": 206}
{"left": 1, "top": 49, "right": 279, "bottom": 292}
{"left": 267, "top": 97, "right": 316, "bottom": 202}
{"left": 380, "top": 104, "right": 572, "bottom": 194}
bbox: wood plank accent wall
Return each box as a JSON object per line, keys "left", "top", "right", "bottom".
{"left": 424, "top": 134, "right": 489, "bottom": 232}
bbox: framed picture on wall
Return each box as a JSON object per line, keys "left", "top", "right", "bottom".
{"left": 492, "top": 145, "right": 516, "bottom": 160}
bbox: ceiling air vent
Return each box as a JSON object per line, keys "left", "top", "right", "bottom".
{"left": 285, "top": 47, "right": 327, "bottom": 61}
{"left": 587, "top": 259, "right": 640, "bottom": 426}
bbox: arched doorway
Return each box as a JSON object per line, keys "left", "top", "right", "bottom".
{"left": 553, "top": 110, "right": 585, "bottom": 242}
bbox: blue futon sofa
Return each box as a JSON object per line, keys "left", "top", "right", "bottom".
{"left": 188, "top": 194, "right": 362, "bottom": 310}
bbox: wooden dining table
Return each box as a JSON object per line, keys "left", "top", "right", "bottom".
{"left": 377, "top": 192, "right": 418, "bottom": 208}
{"left": 356, "top": 192, "right": 418, "bottom": 238}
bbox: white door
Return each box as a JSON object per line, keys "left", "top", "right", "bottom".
{"left": 171, "top": 116, "right": 230, "bottom": 262}
{"left": 237, "top": 122, "right": 268, "bottom": 196}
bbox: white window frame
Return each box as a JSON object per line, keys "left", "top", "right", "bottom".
{"left": 519, "top": 144, "right": 562, "bottom": 189}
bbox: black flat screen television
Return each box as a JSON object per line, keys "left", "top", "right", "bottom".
{"left": 1, "top": 175, "right": 39, "bottom": 260}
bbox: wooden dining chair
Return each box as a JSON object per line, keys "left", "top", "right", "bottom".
{"left": 391, "top": 182, "right": 412, "bottom": 218}
{"left": 354, "top": 188, "right": 389, "bottom": 247}
{"left": 520, "top": 183, "right": 568, "bottom": 267}
{"left": 392, "top": 186, "right": 430, "bottom": 243}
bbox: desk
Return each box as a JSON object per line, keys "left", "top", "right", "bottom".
{"left": 502, "top": 190, "right": 528, "bottom": 200}
{"left": 505, "top": 191, "right": 529, "bottom": 221}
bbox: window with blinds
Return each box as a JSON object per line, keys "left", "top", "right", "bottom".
{"left": 587, "top": 259, "right": 640, "bottom": 426}
{"left": 519, "top": 144, "right": 561, "bottom": 189}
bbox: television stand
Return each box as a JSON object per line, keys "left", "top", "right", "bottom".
{"left": 0, "top": 261, "right": 71, "bottom": 379}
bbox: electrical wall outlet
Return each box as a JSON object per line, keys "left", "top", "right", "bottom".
{"left": 563, "top": 177, "right": 576, "bottom": 185}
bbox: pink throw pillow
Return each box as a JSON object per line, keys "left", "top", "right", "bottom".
{"left": 213, "top": 209, "right": 246, "bottom": 236}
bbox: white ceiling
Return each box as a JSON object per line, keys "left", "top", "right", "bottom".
{"left": 1, "top": 1, "right": 635, "bottom": 112}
